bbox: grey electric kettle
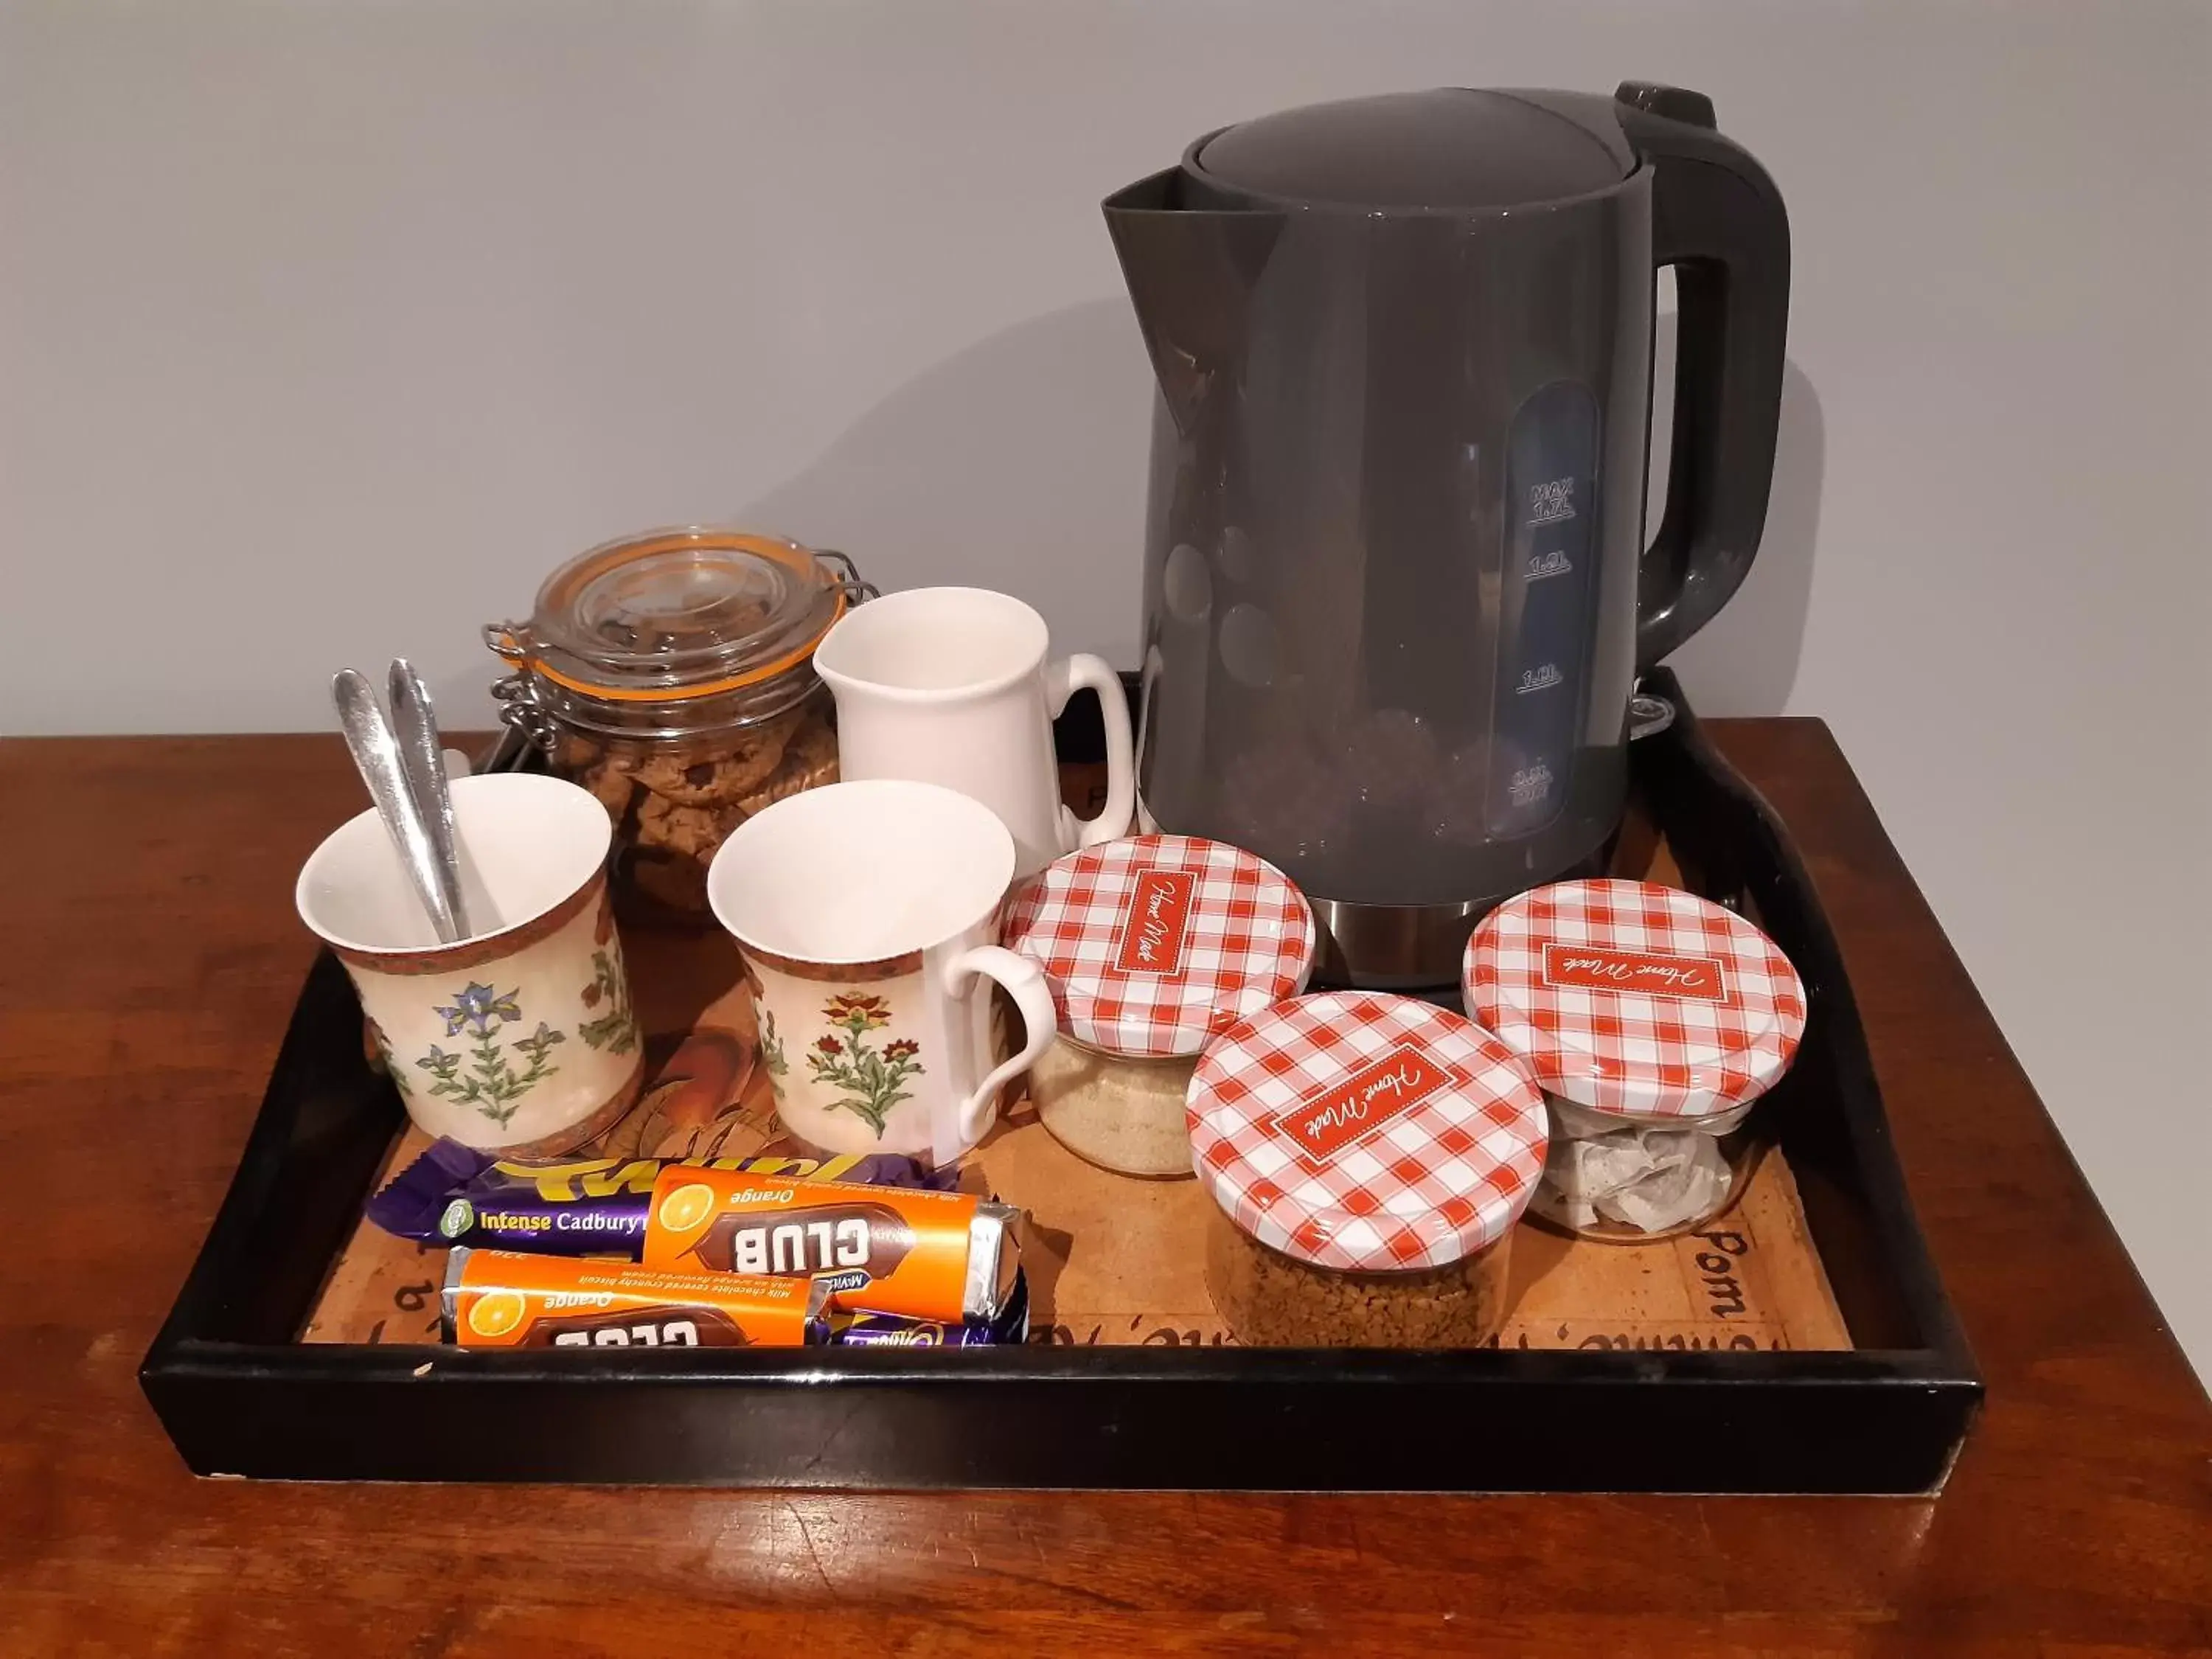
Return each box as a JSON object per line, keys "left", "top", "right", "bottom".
{"left": 1105, "top": 81, "right": 1790, "bottom": 985}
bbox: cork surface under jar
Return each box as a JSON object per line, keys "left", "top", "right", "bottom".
{"left": 1029, "top": 1036, "right": 1197, "bottom": 1179}
{"left": 1203, "top": 1203, "right": 1512, "bottom": 1348}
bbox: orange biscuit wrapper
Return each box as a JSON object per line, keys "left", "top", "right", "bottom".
{"left": 642, "top": 1167, "right": 1022, "bottom": 1324}
{"left": 442, "top": 1247, "right": 828, "bottom": 1349}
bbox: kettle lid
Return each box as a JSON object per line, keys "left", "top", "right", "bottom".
{"left": 1189, "top": 88, "right": 1634, "bottom": 210}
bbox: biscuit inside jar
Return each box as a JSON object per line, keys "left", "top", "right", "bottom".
{"left": 1203, "top": 1205, "right": 1512, "bottom": 1348}
{"left": 488, "top": 529, "right": 865, "bottom": 922}
{"left": 613, "top": 703, "right": 838, "bottom": 917}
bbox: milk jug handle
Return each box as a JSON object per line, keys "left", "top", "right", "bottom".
{"left": 1045, "top": 654, "right": 1138, "bottom": 849}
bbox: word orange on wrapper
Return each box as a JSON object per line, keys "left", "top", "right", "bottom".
{"left": 641, "top": 1166, "right": 1021, "bottom": 1325}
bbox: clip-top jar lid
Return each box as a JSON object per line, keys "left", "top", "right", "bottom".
{"left": 1004, "top": 835, "right": 1315, "bottom": 1060}
{"left": 1464, "top": 880, "right": 1808, "bottom": 1120}
{"left": 488, "top": 528, "right": 852, "bottom": 703}
{"left": 1186, "top": 992, "right": 1547, "bottom": 1273}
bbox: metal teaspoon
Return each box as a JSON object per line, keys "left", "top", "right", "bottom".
{"left": 387, "top": 659, "right": 470, "bottom": 940}
{"left": 332, "top": 668, "right": 463, "bottom": 945}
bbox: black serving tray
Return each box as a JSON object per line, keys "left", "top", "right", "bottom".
{"left": 141, "top": 671, "right": 1981, "bottom": 1492}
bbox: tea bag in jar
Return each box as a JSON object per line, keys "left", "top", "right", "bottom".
{"left": 1462, "top": 879, "right": 1809, "bottom": 1241}
{"left": 1001, "top": 835, "right": 1315, "bottom": 1178}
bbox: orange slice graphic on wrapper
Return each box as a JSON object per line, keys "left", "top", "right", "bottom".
{"left": 467, "top": 1291, "right": 527, "bottom": 1339}
{"left": 658, "top": 1181, "right": 717, "bottom": 1234}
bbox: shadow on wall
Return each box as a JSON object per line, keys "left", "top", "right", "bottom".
{"left": 1659, "top": 326, "right": 1827, "bottom": 715}
{"left": 737, "top": 299, "right": 1155, "bottom": 661}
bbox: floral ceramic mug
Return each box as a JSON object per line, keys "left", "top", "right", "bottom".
{"left": 296, "top": 772, "right": 644, "bottom": 1155}
{"left": 706, "top": 779, "right": 1057, "bottom": 1164}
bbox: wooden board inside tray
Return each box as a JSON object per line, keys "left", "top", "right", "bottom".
{"left": 304, "top": 822, "right": 1848, "bottom": 1354}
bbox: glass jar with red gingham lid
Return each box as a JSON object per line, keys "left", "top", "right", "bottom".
{"left": 1463, "top": 878, "right": 1808, "bottom": 1242}
{"left": 1185, "top": 990, "right": 1547, "bottom": 1347}
{"left": 1003, "top": 834, "right": 1315, "bottom": 1178}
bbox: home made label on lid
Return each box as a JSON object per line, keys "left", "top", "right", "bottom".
{"left": 1110, "top": 868, "right": 1196, "bottom": 977}
{"left": 1540, "top": 942, "right": 1735, "bottom": 1005}
{"left": 1269, "top": 1043, "right": 1458, "bottom": 1172}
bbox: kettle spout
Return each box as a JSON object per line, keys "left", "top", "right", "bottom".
{"left": 1103, "top": 170, "right": 1281, "bottom": 435}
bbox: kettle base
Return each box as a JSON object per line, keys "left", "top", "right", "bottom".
{"left": 1308, "top": 849, "right": 1611, "bottom": 991}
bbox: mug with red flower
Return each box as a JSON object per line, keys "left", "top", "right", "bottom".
{"left": 706, "top": 779, "right": 1057, "bottom": 1163}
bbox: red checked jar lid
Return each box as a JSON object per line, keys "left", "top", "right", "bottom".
{"left": 1186, "top": 991, "right": 1548, "bottom": 1273}
{"left": 1004, "top": 834, "right": 1315, "bottom": 1060}
{"left": 1463, "top": 879, "right": 1808, "bottom": 1121}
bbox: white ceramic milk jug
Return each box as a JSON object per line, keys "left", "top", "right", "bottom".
{"left": 813, "top": 587, "right": 1135, "bottom": 876}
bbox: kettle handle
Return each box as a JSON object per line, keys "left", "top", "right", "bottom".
{"left": 1615, "top": 83, "right": 1792, "bottom": 672}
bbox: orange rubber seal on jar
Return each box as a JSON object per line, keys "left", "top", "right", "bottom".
{"left": 643, "top": 1167, "right": 979, "bottom": 1323}
{"left": 493, "top": 531, "right": 849, "bottom": 704}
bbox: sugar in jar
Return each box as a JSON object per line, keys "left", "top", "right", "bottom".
{"left": 1003, "top": 835, "right": 1315, "bottom": 1178}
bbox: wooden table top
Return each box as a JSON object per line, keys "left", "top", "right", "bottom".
{"left": 2, "top": 724, "right": 2205, "bottom": 1657}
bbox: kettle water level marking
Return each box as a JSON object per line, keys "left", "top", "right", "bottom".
{"left": 1487, "top": 380, "right": 1601, "bottom": 838}
{"left": 1508, "top": 763, "right": 1555, "bottom": 808}
{"left": 1526, "top": 476, "right": 1579, "bottom": 526}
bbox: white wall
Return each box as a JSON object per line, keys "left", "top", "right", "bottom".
{"left": 4, "top": 2, "right": 2206, "bottom": 1376}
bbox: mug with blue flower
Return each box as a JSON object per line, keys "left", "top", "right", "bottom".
{"left": 296, "top": 772, "right": 644, "bottom": 1154}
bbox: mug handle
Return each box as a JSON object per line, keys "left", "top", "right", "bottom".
{"left": 1045, "top": 653, "right": 1137, "bottom": 849}
{"left": 939, "top": 945, "right": 1058, "bottom": 1164}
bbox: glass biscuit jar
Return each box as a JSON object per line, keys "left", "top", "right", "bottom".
{"left": 1463, "top": 878, "right": 1809, "bottom": 1241}
{"left": 1002, "top": 835, "right": 1315, "bottom": 1178}
{"left": 1186, "top": 991, "right": 1548, "bottom": 1347}
{"left": 487, "top": 527, "right": 871, "bottom": 922}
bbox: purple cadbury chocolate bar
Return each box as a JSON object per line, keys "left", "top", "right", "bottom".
{"left": 365, "top": 1138, "right": 951, "bottom": 1259}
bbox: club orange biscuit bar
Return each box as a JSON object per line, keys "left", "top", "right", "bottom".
{"left": 641, "top": 1166, "right": 1022, "bottom": 1324}
{"left": 441, "top": 1247, "right": 830, "bottom": 1349}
